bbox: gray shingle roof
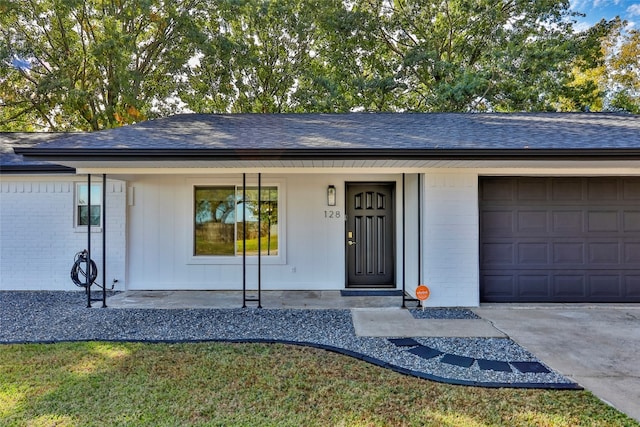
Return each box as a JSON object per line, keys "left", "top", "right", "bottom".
{"left": 21, "top": 112, "right": 640, "bottom": 149}
{"left": 0, "top": 133, "right": 76, "bottom": 173}
{"left": 8, "top": 113, "right": 640, "bottom": 164}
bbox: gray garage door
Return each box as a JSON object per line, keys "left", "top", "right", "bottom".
{"left": 480, "top": 177, "right": 640, "bottom": 302}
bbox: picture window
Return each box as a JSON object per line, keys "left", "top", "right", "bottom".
{"left": 194, "top": 185, "right": 278, "bottom": 256}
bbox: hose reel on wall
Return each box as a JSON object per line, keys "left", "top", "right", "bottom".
{"left": 70, "top": 250, "right": 98, "bottom": 288}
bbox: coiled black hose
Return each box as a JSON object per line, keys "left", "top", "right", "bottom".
{"left": 70, "top": 250, "right": 98, "bottom": 288}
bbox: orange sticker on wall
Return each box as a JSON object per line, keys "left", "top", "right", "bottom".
{"left": 415, "top": 285, "right": 430, "bottom": 301}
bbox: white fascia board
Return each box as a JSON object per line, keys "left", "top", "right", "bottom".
{"left": 75, "top": 164, "right": 640, "bottom": 177}
{"left": 75, "top": 167, "right": 434, "bottom": 175}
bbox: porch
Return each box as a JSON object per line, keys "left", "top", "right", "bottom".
{"left": 107, "top": 290, "right": 410, "bottom": 310}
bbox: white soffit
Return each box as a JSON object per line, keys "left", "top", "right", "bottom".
{"left": 69, "top": 159, "right": 640, "bottom": 175}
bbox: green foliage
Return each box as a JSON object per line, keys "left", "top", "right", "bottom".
{"left": 608, "top": 29, "right": 640, "bottom": 113}
{"left": 610, "top": 89, "right": 640, "bottom": 114}
{"left": 357, "top": 0, "right": 583, "bottom": 112}
{"left": 183, "top": 0, "right": 318, "bottom": 113}
{"left": 561, "top": 18, "right": 640, "bottom": 113}
{"left": 0, "top": 0, "right": 199, "bottom": 130}
{"left": 0, "top": 0, "right": 628, "bottom": 130}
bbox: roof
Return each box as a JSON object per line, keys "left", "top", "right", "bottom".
{"left": 0, "top": 133, "right": 76, "bottom": 174}
{"left": 10, "top": 113, "right": 640, "bottom": 166}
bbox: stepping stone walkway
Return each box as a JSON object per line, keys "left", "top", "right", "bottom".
{"left": 388, "top": 338, "right": 551, "bottom": 374}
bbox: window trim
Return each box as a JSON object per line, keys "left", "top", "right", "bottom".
{"left": 74, "top": 182, "right": 103, "bottom": 231}
{"left": 187, "top": 177, "right": 286, "bottom": 265}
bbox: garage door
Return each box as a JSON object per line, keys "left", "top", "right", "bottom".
{"left": 480, "top": 177, "right": 640, "bottom": 302}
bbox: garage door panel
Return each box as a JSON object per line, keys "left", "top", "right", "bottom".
{"left": 624, "top": 243, "right": 640, "bottom": 263}
{"left": 482, "top": 275, "right": 515, "bottom": 298}
{"left": 481, "top": 210, "right": 513, "bottom": 234}
{"left": 588, "top": 242, "right": 620, "bottom": 264}
{"left": 624, "top": 211, "right": 640, "bottom": 231}
{"left": 482, "top": 242, "right": 514, "bottom": 265}
{"left": 588, "top": 179, "right": 619, "bottom": 201}
{"left": 480, "top": 177, "right": 640, "bottom": 302}
{"left": 552, "top": 275, "right": 586, "bottom": 298}
{"left": 517, "top": 243, "right": 548, "bottom": 264}
{"left": 588, "top": 211, "right": 619, "bottom": 232}
{"left": 553, "top": 242, "right": 584, "bottom": 264}
{"left": 623, "top": 180, "right": 640, "bottom": 199}
{"left": 552, "top": 179, "right": 584, "bottom": 201}
{"left": 518, "top": 275, "right": 550, "bottom": 297}
{"left": 518, "top": 180, "right": 548, "bottom": 201}
{"left": 626, "top": 276, "right": 640, "bottom": 297}
{"left": 552, "top": 211, "right": 583, "bottom": 233}
{"left": 517, "top": 211, "right": 547, "bottom": 232}
{"left": 481, "top": 180, "right": 514, "bottom": 201}
{"left": 482, "top": 270, "right": 639, "bottom": 302}
{"left": 589, "top": 276, "right": 621, "bottom": 297}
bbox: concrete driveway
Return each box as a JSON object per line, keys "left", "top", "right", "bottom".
{"left": 474, "top": 304, "right": 640, "bottom": 423}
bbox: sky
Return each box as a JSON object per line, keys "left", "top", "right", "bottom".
{"left": 570, "top": 0, "right": 640, "bottom": 30}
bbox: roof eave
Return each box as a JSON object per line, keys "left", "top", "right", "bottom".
{"left": 14, "top": 147, "right": 640, "bottom": 161}
{"left": 0, "top": 164, "right": 76, "bottom": 174}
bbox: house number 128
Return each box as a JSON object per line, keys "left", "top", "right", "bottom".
{"left": 324, "top": 210, "right": 341, "bottom": 218}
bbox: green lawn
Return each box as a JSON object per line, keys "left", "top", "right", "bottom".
{"left": 0, "top": 342, "right": 636, "bottom": 426}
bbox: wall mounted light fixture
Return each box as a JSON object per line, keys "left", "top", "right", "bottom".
{"left": 327, "top": 185, "right": 336, "bottom": 206}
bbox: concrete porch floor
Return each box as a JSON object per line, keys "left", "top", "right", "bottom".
{"left": 107, "top": 290, "right": 407, "bottom": 309}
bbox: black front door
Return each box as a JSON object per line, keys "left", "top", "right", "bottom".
{"left": 346, "top": 182, "right": 395, "bottom": 288}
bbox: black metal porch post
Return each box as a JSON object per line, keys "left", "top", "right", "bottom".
{"left": 257, "top": 173, "right": 262, "bottom": 308}
{"left": 102, "top": 174, "right": 107, "bottom": 308}
{"left": 86, "top": 174, "right": 92, "bottom": 308}
{"left": 402, "top": 173, "right": 407, "bottom": 308}
{"left": 242, "top": 173, "right": 247, "bottom": 307}
{"left": 418, "top": 174, "right": 422, "bottom": 306}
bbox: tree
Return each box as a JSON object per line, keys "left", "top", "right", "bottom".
{"left": 568, "top": 18, "right": 640, "bottom": 113}
{"left": 607, "top": 28, "right": 640, "bottom": 113}
{"left": 0, "top": 0, "right": 200, "bottom": 131}
{"left": 358, "top": 0, "right": 585, "bottom": 112}
{"left": 290, "top": 2, "right": 399, "bottom": 112}
{"left": 182, "top": 0, "right": 320, "bottom": 113}
{"left": 553, "top": 18, "right": 620, "bottom": 112}
{"left": 2, "top": 0, "right": 623, "bottom": 128}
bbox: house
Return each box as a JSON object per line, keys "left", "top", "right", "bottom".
{"left": 2, "top": 113, "right": 640, "bottom": 305}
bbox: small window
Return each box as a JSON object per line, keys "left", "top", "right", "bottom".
{"left": 194, "top": 186, "right": 278, "bottom": 256}
{"left": 76, "top": 183, "right": 102, "bottom": 227}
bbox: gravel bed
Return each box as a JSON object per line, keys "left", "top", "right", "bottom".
{"left": 0, "top": 292, "right": 577, "bottom": 388}
{"left": 409, "top": 308, "right": 480, "bottom": 319}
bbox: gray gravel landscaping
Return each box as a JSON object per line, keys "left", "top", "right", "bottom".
{"left": 409, "top": 307, "right": 480, "bottom": 319}
{"left": 0, "top": 291, "right": 579, "bottom": 389}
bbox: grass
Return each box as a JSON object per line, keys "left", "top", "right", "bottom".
{"left": 0, "top": 342, "right": 637, "bottom": 427}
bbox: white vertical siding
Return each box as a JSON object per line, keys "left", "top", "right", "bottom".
{"left": 126, "top": 173, "right": 404, "bottom": 290}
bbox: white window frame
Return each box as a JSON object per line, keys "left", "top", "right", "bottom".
{"left": 74, "top": 182, "right": 103, "bottom": 231}
{"left": 187, "top": 177, "right": 286, "bottom": 265}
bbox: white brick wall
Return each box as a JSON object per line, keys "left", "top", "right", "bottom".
{"left": 0, "top": 177, "right": 127, "bottom": 291}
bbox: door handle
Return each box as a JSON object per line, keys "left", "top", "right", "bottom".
{"left": 348, "top": 240, "right": 356, "bottom": 246}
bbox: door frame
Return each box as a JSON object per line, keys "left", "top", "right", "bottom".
{"left": 344, "top": 181, "right": 396, "bottom": 289}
